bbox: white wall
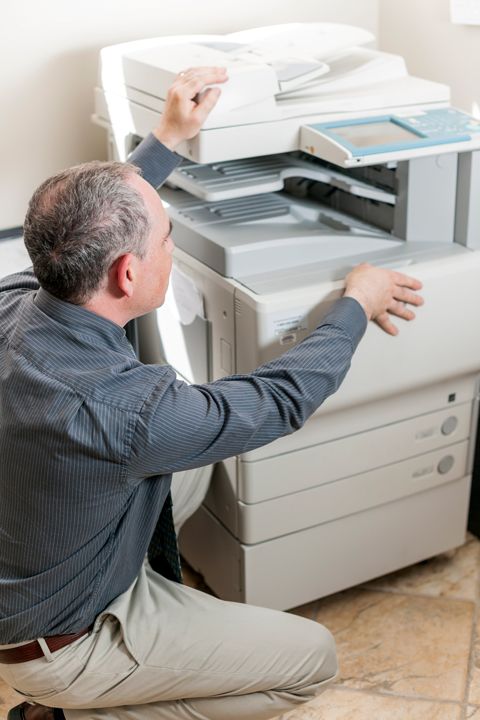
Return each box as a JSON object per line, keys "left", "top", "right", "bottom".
{"left": 379, "top": 0, "right": 480, "bottom": 114}
{"left": 0, "top": 0, "right": 378, "bottom": 231}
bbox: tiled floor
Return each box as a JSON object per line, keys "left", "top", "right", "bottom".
{"left": 2, "top": 535, "right": 480, "bottom": 719}
{"left": 280, "top": 534, "right": 480, "bottom": 720}
{"left": 184, "top": 535, "right": 480, "bottom": 720}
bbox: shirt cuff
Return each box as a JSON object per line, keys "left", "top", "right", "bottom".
{"left": 321, "top": 296, "right": 368, "bottom": 351}
{"left": 128, "top": 134, "right": 182, "bottom": 189}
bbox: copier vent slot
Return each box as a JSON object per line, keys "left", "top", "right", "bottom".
{"left": 234, "top": 298, "right": 243, "bottom": 317}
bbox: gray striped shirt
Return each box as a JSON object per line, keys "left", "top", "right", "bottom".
{"left": 0, "top": 136, "right": 367, "bottom": 642}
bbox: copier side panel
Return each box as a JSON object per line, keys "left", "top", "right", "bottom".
{"left": 175, "top": 254, "right": 238, "bottom": 381}
{"left": 139, "top": 251, "right": 237, "bottom": 385}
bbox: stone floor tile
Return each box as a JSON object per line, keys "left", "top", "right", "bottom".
{"left": 290, "top": 601, "right": 319, "bottom": 620}
{"left": 313, "top": 588, "right": 473, "bottom": 702}
{"left": 364, "top": 535, "right": 480, "bottom": 601}
{"left": 280, "top": 687, "right": 462, "bottom": 719}
{"left": 0, "top": 679, "right": 23, "bottom": 719}
{"left": 468, "top": 613, "right": 480, "bottom": 705}
{"left": 467, "top": 707, "right": 480, "bottom": 718}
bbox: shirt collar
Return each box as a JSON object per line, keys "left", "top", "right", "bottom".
{"left": 33, "top": 287, "right": 131, "bottom": 349}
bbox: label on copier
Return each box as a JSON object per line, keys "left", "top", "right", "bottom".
{"left": 273, "top": 315, "right": 308, "bottom": 337}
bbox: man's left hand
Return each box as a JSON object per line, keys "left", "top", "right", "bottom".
{"left": 153, "top": 67, "right": 228, "bottom": 150}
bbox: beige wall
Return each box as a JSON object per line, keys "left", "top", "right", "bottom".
{"left": 3, "top": 1, "right": 479, "bottom": 231}
{"left": 0, "top": 0, "right": 378, "bottom": 231}
{"left": 379, "top": 0, "right": 480, "bottom": 113}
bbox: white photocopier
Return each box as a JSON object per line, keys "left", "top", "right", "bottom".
{"left": 94, "top": 24, "right": 480, "bottom": 610}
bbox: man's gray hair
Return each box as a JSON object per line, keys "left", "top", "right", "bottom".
{"left": 23, "top": 161, "right": 151, "bottom": 305}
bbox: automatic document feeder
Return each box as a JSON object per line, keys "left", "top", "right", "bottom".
{"left": 95, "top": 25, "right": 480, "bottom": 610}
{"left": 94, "top": 22, "right": 473, "bottom": 164}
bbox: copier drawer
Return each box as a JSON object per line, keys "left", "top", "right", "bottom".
{"left": 180, "top": 475, "right": 471, "bottom": 610}
{"left": 238, "top": 403, "right": 472, "bottom": 502}
{"left": 236, "top": 441, "right": 468, "bottom": 543}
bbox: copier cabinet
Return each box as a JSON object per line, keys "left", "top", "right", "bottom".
{"left": 137, "top": 240, "right": 480, "bottom": 610}
{"left": 180, "top": 377, "right": 477, "bottom": 609}
{"left": 181, "top": 476, "right": 470, "bottom": 609}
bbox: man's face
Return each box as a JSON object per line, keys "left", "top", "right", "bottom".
{"left": 129, "top": 173, "right": 174, "bottom": 313}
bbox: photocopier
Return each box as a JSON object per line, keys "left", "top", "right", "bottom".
{"left": 94, "top": 23, "right": 480, "bottom": 610}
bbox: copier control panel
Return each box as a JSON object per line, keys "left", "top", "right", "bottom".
{"left": 302, "top": 108, "right": 480, "bottom": 167}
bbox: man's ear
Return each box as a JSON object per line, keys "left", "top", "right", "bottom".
{"left": 115, "top": 253, "right": 136, "bottom": 298}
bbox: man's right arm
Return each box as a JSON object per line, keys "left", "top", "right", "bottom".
{"left": 129, "top": 296, "right": 366, "bottom": 478}
{"left": 129, "top": 266, "right": 423, "bottom": 478}
{"left": 344, "top": 262, "right": 423, "bottom": 335}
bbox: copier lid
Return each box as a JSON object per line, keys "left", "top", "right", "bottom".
{"left": 118, "top": 23, "right": 376, "bottom": 116}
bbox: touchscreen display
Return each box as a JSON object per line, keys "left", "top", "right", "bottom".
{"left": 332, "top": 120, "right": 420, "bottom": 148}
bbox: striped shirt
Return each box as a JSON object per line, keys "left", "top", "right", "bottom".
{"left": 0, "top": 135, "right": 367, "bottom": 642}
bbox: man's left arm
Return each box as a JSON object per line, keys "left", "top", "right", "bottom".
{"left": 128, "top": 135, "right": 182, "bottom": 189}
{"left": 0, "top": 67, "right": 227, "bottom": 295}
{"left": 129, "top": 67, "right": 227, "bottom": 188}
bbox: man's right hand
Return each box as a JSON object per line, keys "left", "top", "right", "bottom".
{"left": 153, "top": 67, "right": 228, "bottom": 151}
{"left": 344, "top": 263, "right": 424, "bottom": 336}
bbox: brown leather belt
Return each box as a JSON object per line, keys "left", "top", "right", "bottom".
{"left": 0, "top": 627, "right": 92, "bottom": 664}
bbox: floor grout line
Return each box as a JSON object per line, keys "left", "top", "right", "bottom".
{"left": 358, "top": 583, "right": 478, "bottom": 605}
{"left": 328, "top": 682, "right": 480, "bottom": 708}
{"left": 330, "top": 681, "right": 459, "bottom": 703}
{"left": 461, "top": 552, "right": 480, "bottom": 718}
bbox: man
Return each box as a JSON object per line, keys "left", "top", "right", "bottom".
{"left": 0, "top": 67, "right": 423, "bottom": 720}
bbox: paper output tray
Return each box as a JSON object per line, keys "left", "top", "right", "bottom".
{"left": 169, "top": 153, "right": 396, "bottom": 204}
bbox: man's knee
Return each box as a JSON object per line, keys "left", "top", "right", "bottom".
{"left": 278, "top": 619, "right": 337, "bottom": 707}
{"left": 312, "top": 624, "right": 338, "bottom": 686}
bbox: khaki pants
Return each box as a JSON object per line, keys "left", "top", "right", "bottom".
{"left": 0, "top": 563, "right": 337, "bottom": 719}
{"left": 0, "top": 470, "right": 337, "bottom": 718}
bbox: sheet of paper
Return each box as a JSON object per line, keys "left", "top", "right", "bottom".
{"left": 0, "top": 237, "right": 30, "bottom": 279}
{"left": 450, "top": 0, "right": 480, "bottom": 24}
{"left": 164, "top": 265, "right": 204, "bottom": 326}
